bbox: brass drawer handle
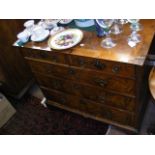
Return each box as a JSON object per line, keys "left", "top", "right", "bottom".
{"left": 78, "top": 59, "right": 85, "bottom": 66}
{"left": 47, "top": 69, "right": 52, "bottom": 73}
{"left": 94, "top": 78, "right": 108, "bottom": 87}
{"left": 94, "top": 60, "right": 106, "bottom": 70}
{"left": 68, "top": 68, "right": 76, "bottom": 75}
{"left": 73, "top": 84, "right": 81, "bottom": 90}
{"left": 60, "top": 98, "right": 66, "bottom": 104}
{"left": 40, "top": 52, "right": 47, "bottom": 58}
{"left": 112, "top": 65, "right": 120, "bottom": 73}
{"left": 52, "top": 81, "right": 61, "bottom": 89}
{"left": 51, "top": 55, "right": 57, "bottom": 62}
{"left": 125, "top": 116, "right": 132, "bottom": 125}
{"left": 105, "top": 111, "right": 112, "bottom": 119}
{"left": 99, "top": 96, "right": 105, "bottom": 103}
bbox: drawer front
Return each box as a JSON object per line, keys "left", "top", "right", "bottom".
{"left": 21, "top": 48, "right": 70, "bottom": 65}
{"left": 69, "top": 55, "right": 135, "bottom": 78}
{"left": 27, "top": 59, "right": 136, "bottom": 96}
{"left": 36, "top": 74, "right": 136, "bottom": 112}
{"left": 42, "top": 88, "right": 135, "bottom": 127}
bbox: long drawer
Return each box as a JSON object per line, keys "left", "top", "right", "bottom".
{"left": 42, "top": 87, "right": 135, "bottom": 127}
{"left": 35, "top": 73, "right": 136, "bottom": 112}
{"left": 21, "top": 48, "right": 136, "bottom": 79}
{"left": 27, "top": 59, "right": 136, "bottom": 96}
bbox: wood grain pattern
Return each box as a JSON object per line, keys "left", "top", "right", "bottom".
{"left": 21, "top": 48, "right": 70, "bottom": 65}
{"left": 27, "top": 58, "right": 136, "bottom": 96}
{"left": 21, "top": 47, "right": 136, "bottom": 79}
{"left": 15, "top": 19, "right": 155, "bottom": 133}
{"left": 42, "top": 87, "right": 135, "bottom": 127}
{"left": 35, "top": 73, "right": 136, "bottom": 112}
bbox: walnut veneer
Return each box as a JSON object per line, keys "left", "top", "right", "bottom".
{"left": 14, "top": 19, "right": 155, "bottom": 133}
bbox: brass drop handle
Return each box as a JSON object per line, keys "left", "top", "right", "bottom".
{"left": 94, "top": 78, "right": 108, "bottom": 87}
{"left": 94, "top": 60, "right": 106, "bottom": 70}
{"left": 53, "top": 81, "right": 61, "bottom": 89}
{"left": 73, "top": 84, "right": 81, "bottom": 90}
{"left": 51, "top": 55, "right": 57, "bottom": 62}
{"left": 112, "top": 65, "right": 120, "bottom": 73}
{"left": 78, "top": 59, "right": 85, "bottom": 66}
{"left": 99, "top": 96, "right": 105, "bottom": 103}
{"left": 60, "top": 98, "right": 66, "bottom": 104}
{"left": 47, "top": 69, "right": 52, "bottom": 73}
{"left": 40, "top": 52, "right": 47, "bottom": 58}
{"left": 68, "top": 68, "right": 75, "bottom": 75}
{"left": 125, "top": 116, "right": 131, "bottom": 124}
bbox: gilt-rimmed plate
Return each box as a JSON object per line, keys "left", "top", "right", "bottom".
{"left": 48, "top": 29, "right": 83, "bottom": 50}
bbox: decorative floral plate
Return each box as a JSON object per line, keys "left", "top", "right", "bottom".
{"left": 48, "top": 29, "right": 83, "bottom": 50}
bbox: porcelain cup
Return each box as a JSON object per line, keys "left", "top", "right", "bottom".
{"left": 17, "top": 30, "right": 29, "bottom": 43}
{"left": 33, "top": 26, "right": 45, "bottom": 38}
{"left": 24, "top": 20, "right": 35, "bottom": 34}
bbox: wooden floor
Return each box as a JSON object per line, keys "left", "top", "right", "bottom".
{"left": 29, "top": 84, "right": 155, "bottom": 135}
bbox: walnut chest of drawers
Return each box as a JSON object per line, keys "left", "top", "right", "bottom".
{"left": 15, "top": 20, "right": 155, "bottom": 133}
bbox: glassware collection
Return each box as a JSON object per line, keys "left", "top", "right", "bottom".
{"left": 127, "top": 19, "right": 142, "bottom": 47}
{"left": 96, "top": 19, "right": 117, "bottom": 48}
{"left": 16, "top": 19, "right": 142, "bottom": 49}
{"left": 95, "top": 19, "right": 142, "bottom": 48}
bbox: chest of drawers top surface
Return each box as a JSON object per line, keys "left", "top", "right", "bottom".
{"left": 14, "top": 20, "right": 155, "bottom": 66}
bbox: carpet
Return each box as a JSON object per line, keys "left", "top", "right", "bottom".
{"left": 0, "top": 95, "right": 108, "bottom": 135}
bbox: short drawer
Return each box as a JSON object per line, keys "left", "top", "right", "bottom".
{"left": 27, "top": 59, "right": 136, "bottom": 96}
{"left": 36, "top": 73, "right": 136, "bottom": 112}
{"left": 21, "top": 48, "right": 70, "bottom": 65}
{"left": 69, "top": 55, "right": 135, "bottom": 79}
{"left": 42, "top": 88, "right": 135, "bottom": 127}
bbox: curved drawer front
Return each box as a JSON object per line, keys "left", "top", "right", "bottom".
{"left": 27, "top": 59, "right": 136, "bottom": 96}
{"left": 69, "top": 55, "right": 135, "bottom": 79}
{"left": 36, "top": 74, "right": 136, "bottom": 112}
{"left": 42, "top": 88, "right": 135, "bottom": 127}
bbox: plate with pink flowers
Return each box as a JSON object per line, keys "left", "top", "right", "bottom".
{"left": 48, "top": 29, "right": 83, "bottom": 50}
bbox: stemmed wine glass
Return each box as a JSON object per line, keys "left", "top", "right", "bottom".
{"left": 128, "top": 19, "right": 142, "bottom": 31}
{"left": 127, "top": 19, "right": 142, "bottom": 45}
{"left": 96, "top": 19, "right": 116, "bottom": 48}
{"left": 118, "top": 19, "right": 128, "bottom": 25}
{"left": 111, "top": 19, "right": 123, "bottom": 35}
